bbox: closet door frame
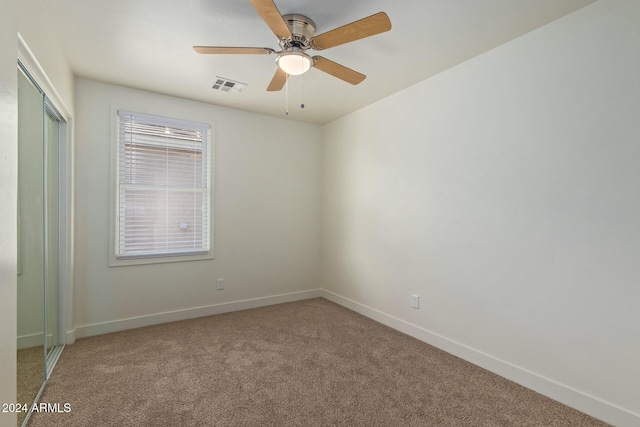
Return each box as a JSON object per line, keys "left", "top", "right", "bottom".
{"left": 18, "top": 34, "right": 73, "bottom": 351}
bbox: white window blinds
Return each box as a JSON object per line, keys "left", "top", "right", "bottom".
{"left": 116, "top": 110, "right": 211, "bottom": 259}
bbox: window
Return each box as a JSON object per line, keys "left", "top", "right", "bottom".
{"left": 114, "top": 110, "right": 212, "bottom": 262}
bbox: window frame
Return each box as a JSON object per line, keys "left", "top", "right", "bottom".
{"left": 109, "top": 105, "right": 215, "bottom": 267}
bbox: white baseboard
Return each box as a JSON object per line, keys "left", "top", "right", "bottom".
{"left": 67, "top": 289, "right": 323, "bottom": 343}
{"left": 18, "top": 332, "right": 54, "bottom": 350}
{"left": 320, "top": 290, "right": 639, "bottom": 427}
{"left": 17, "top": 333, "right": 43, "bottom": 350}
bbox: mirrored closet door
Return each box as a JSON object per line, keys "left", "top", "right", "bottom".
{"left": 17, "top": 63, "right": 64, "bottom": 427}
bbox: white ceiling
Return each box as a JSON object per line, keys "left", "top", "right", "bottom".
{"left": 44, "top": 0, "right": 596, "bottom": 124}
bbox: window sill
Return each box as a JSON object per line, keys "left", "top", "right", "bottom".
{"left": 108, "top": 252, "right": 214, "bottom": 267}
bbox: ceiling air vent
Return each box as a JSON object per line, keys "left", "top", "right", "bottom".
{"left": 212, "top": 77, "right": 247, "bottom": 93}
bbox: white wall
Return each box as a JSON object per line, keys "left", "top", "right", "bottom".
{"left": 0, "top": 1, "right": 19, "bottom": 426}
{"left": 321, "top": 0, "right": 640, "bottom": 425}
{"left": 72, "top": 79, "right": 322, "bottom": 337}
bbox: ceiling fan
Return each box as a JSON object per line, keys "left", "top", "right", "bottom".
{"left": 194, "top": 0, "right": 392, "bottom": 91}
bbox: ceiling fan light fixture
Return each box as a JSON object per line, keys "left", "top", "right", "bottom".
{"left": 276, "top": 48, "right": 312, "bottom": 76}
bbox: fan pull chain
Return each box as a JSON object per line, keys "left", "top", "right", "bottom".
{"left": 285, "top": 74, "right": 289, "bottom": 116}
{"left": 300, "top": 74, "right": 305, "bottom": 110}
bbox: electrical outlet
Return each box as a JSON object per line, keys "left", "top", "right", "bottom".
{"left": 411, "top": 294, "right": 420, "bottom": 309}
{"left": 216, "top": 278, "right": 225, "bottom": 290}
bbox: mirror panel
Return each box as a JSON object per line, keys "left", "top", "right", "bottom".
{"left": 45, "top": 107, "right": 60, "bottom": 358}
{"left": 17, "top": 69, "right": 46, "bottom": 427}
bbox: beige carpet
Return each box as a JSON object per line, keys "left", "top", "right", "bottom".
{"left": 29, "top": 298, "right": 608, "bottom": 426}
{"left": 17, "top": 346, "right": 44, "bottom": 426}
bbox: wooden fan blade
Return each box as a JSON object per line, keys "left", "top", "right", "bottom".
{"left": 312, "top": 56, "right": 366, "bottom": 85}
{"left": 267, "top": 67, "right": 288, "bottom": 91}
{"left": 193, "top": 46, "right": 275, "bottom": 55}
{"left": 250, "top": 0, "right": 292, "bottom": 40}
{"left": 310, "top": 12, "right": 391, "bottom": 50}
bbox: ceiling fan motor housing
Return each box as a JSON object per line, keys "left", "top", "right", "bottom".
{"left": 280, "top": 14, "right": 316, "bottom": 50}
